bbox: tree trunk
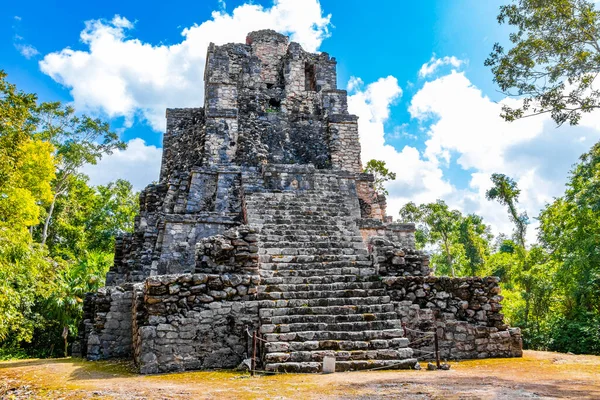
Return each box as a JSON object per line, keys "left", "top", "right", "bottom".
{"left": 442, "top": 236, "right": 455, "bottom": 277}
{"left": 62, "top": 326, "right": 69, "bottom": 357}
{"left": 41, "top": 194, "right": 57, "bottom": 245}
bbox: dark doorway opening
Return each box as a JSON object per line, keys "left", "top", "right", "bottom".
{"left": 305, "top": 63, "right": 317, "bottom": 91}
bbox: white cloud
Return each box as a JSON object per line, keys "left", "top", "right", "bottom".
{"left": 419, "top": 55, "right": 465, "bottom": 78}
{"left": 348, "top": 76, "right": 453, "bottom": 214}
{"left": 15, "top": 43, "right": 39, "bottom": 59}
{"left": 39, "top": 1, "right": 331, "bottom": 131}
{"left": 82, "top": 138, "right": 162, "bottom": 191}
{"left": 407, "top": 71, "right": 600, "bottom": 242}
{"left": 349, "top": 67, "right": 600, "bottom": 244}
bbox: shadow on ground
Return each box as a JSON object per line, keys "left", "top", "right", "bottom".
{"left": 341, "top": 374, "right": 598, "bottom": 399}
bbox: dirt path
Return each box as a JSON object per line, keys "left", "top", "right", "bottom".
{"left": 1, "top": 351, "right": 599, "bottom": 399}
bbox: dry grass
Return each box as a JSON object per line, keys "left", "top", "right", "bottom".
{"left": 1, "top": 351, "right": 599, "bottom": 399}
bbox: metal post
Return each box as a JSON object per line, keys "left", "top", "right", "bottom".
{"left": 251, "top": 330, "right": 257, "bottom": 376}
{"left": 434, "top": 328, "right": 440, "bottom": 369}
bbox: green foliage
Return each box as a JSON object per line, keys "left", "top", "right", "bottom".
{"left": 399, "top": 200, "right": 492, "bottom": 277}
{"left": 533, "top": 141, "right": 600, "bottom": 354}
{"left": 485, "top": 0, "right": 600, "bottom": 126}
{"left": 486, "top": 173, "right": 529, "bottom": 246}
{"left": 363, "top": 159, "right": 397, "bottom": 195}
{"left": 485, "top": 147, "right": 600, "bottom": 355}
{"left": 35, "top": 101, "right": 126, "bottom": 246}
{"left": 0, "top": 229, "right": 55, "bottom": 343}
{"left": 0, "top": 71, "right": 137, "bottom": 358}
{"left": 484, "top": 0, "right": 600, "bottom": 352}
{"left": 547, "top": 312, "right": 600, "bottom": 354}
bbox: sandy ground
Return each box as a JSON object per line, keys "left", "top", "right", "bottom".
{"left": 1, "top": 350, "right": 599, "bottom": 399}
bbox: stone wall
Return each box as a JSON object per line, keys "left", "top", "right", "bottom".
{"left": 85, "top": 285, "right": 135, "bottom": 360}
{"left": 133, "top": 274, "right": 260, "bottom": 374}
{"left": 195, "top": 225, "right": 259, "bottom": 274}
{"left": 383, "top": 276, "right": 522, "bottom": 359}
{"left": 327, "top": 114, "right": 362, "bottom": 173}
{"left": 355, "top": 176, "right": 385, "bottom": 220}
{"left": 161, "top": 108, "right": 206, "bottom": 181}
{"left": 369, "top": 236, "right": 431, "bottom": 276}
{"left": 359, "top": 219, "right": 417, "bottom": 249}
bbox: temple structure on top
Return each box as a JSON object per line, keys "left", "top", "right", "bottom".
{"left": 75, "top": 30, "right": 522, "bottom": 374}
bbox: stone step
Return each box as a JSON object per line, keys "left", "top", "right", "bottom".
{"left": 261, "top": 275, "right": 380, "bottom": 285}
{"left": 261, "top": 311, "right": 400, "bottom": 325}
{"left": 259, "top": 230, "right": 359, "bottom": 238}
{"left": 246, "top": 197, "right": 351, "bottom": 204}
{"left": 257, "top": 222, "right": 352, "bottom": 228}
{"left": 261, "top": 249, "right": 368, "bottom": 257}
{"left": 260, "top": 319, "right": 402, "bottom": 334}
{"left": 259, "top": 267, "right": 377, "bottom": 278}
{"left": 265, "top": 348, "right": 413, "bottom": 364}
{"left": 257, "top": 288, "right": 388, "bottom": 300}
{"left": 263, "top": 358, "right": 418, "bottom": 373}
{"left": 248, "top": 212, "right": 353, "bottom": 219}
{"left": 265, "top": 254, "right": 370, "bottom": 262}
{"left": 258, "top": 230, "right": 356, "bottom": 238}
{"left": 264, "top": 336, "right": 408, "bottom": 351}
{"left": 246, "top": 193, "right": 350, "bottom": 199}
{"left": 246, "top": 194, "right": 350, "bottom": 199}
{"left": 260, "top": 259, "right": 372, "bottom": 269}
{"left": 249, "top": 211, "right": 353, "bottom": 216}
{"left": 263, "top": 281, "right": 384, "bottom": 292}
{"left": 259, "top": 303, "right": 396, "bottom": 318}
{"left": 258, "top": 296, "right": 389, "bottom": 309}
{"left": 260, "top": 241, "right": 365, "bottom": 249}
{"left": 263, "top": 328, "right": 404, "bottom": 343}
{"left": 259, "top": 235, "right": 364, "bottom": 243}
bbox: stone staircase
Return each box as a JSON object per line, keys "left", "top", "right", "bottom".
{"left": 245, "top": 189, "right": 417, "bottom": 372}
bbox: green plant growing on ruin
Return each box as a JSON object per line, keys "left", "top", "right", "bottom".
{"left": 363, "top": 159, "right": 396, "bottom": 196}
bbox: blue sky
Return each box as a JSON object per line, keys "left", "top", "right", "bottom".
{"left": 3, "top": 0, "right": 599, "bottom": 240}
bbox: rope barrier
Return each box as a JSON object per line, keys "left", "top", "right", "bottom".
{"left": 244, "top": 323, "right": 446, "bottom": 376}
{"left": 406, "top": 336, "right": 435, "bottom": 347}
{"left": 246, "top": 328, "right": 269, "bottom": 342}
{"left": 403, "top": 327, "right": 435, "bottom": 335}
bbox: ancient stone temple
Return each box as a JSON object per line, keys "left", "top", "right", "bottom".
{"left": 75, "top": 30, "right": 522, "bottom": 374}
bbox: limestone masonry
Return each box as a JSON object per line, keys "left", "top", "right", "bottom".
{"left": 74, "top": 30, "right": 522, "bottom": 373}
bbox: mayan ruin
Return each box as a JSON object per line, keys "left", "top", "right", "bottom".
{"left": 73, "top": 29, "right": 523, "bottom": 374}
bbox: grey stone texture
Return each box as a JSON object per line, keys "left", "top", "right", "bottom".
{"left": 79, "top": 29, "right": 522, "bottom": 374}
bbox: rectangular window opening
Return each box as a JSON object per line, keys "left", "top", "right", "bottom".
{"left": 305, "top": 63, "right": 317, "bottom": 92}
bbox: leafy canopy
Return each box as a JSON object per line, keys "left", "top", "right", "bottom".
{"left": 485, "top": 0, "right": 600, "bottom": 126}
{"left": 0, "top": 71, "right": 138, "bottom": 356}
{"left": 399, "top": 200, "right": 491, "bottom": 277}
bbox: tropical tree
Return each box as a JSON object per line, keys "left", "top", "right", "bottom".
{"left": 485, "top": 0, "right": 600, "bottom": 126}
{"left": 0, "top": 71, "right": 56, "bottom": 344}
{"left": 398, "top": 200, "right": 490, "bottom": 277}
{"left": 36, "top": 102, "right": 125, "bottom": 245}
{"left": 537, "top": 142, "right": 600, "bottom": 353}
{"left": 0, "top": 71, "right": 138, "bottom": 358}
{"left": 458, "top": 214, "right": 493, "bottom": 276}
{"left": 486, "top": 173, "right": 528, "bottom": 247}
